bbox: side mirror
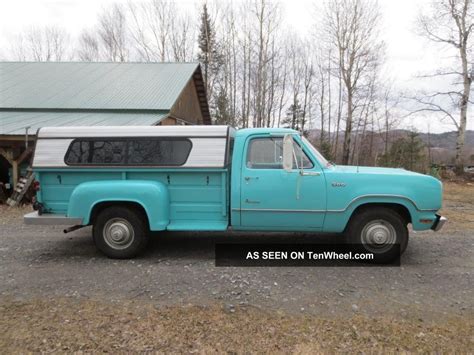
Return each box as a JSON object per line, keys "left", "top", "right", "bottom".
{"left": 282, "top": 134, "right": 293, "bottom": 172}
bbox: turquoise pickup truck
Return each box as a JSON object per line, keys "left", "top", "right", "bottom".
{"left": 25, "top": 125, "right": 446, "bottom": 261}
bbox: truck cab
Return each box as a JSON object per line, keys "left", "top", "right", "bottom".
{"left": 25, "top": 125, "right": 446, "bottom": 261}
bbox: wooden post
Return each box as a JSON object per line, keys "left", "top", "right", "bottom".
{"left": 11, "top": 160, "right": 18, "bottom": 187}
{"left": 12, "top": 148, "right": 33, "bottom": 187}
{"left": 0, "top": 147, "right": 32, "bottom": 188}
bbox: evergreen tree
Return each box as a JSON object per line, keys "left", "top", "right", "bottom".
{"left": 379, "top": 131, "right": 427, "bottom": 172}
{"left": 214, "top": 88, "right": 232, "bottom": 125}
{"left": 282, "top": 100, "right": 304, "bottom": 131}
{"left": 197, "top": 3, "right": 222, "bottom": 99}
{"left": 319, "top": 140, "right": 333, "bottom": 162}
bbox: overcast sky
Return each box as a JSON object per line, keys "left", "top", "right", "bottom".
{"left": 0, "top": 0, "right": 470, "bottom": 133}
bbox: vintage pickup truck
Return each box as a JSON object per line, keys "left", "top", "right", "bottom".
{"left": 24, "top": 125, "right": 446, "bottom": 261}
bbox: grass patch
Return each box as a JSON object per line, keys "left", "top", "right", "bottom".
{"left": 0, "top": 298, "right": 473, "bottom": 353}
{"left": 440, "top": 182, "right": 474, "bottom": 232}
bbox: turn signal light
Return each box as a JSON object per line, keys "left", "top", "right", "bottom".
{"left": 419, "top": 219, "right": 433, "bottom": 224}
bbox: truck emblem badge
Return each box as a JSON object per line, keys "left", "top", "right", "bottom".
{"left": 332, "top": 182, "right": 346, "bottom": 187}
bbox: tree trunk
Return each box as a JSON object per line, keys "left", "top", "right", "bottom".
{"left": 455, "top": 45, "right": 471, "bottom": 175}
{"left": 342, "top": 91, "right": 353, "bottom": 165}
{"left": 333, "top": 74, "right": 342, "bottom": 161}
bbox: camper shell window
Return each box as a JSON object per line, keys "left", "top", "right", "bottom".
{"left": 65, "top": 138, "right": 192, "bottom": 166}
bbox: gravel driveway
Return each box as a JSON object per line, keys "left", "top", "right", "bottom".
{"left": 1, "top": 214, "right": 472, "bottom": 321}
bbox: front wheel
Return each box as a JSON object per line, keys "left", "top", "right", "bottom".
{"left": 93, "top": 206, "right": 149, "bottom": 259}
{"left": 346, "top": 207, "right": 408, "bottom": 264}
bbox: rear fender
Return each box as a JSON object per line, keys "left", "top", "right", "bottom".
{"left": 67, "top": 180, "right": 170, "bottom": 231}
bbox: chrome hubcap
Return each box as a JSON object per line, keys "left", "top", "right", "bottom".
{"left": 103, "top": 218, "right": 134, "bottom": 250}
{"left": 361, "top": 219, "right": 396, "bottom": 252}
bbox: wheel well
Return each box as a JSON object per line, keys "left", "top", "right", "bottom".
{"left": 90, "top": 201, "right": 149, "bottom": 227}
{"left": 351, "top": 203, "right": 412, "bottom": 225}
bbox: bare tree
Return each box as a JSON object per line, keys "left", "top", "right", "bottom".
{"left": 251, "top": 0, "right": 281, "bottom": 127}
{"left": 239, "top": 4, "right": 253, "bottom": 128}
{"left": 287, "top": 34, "right": 304, "bottom": 130}
{"left": 77, "top": 29, "right": 100, "bottom": 61}
{"left": 380, "top": 83, "right": 401, "bottom": 156}
{"left": 215, "top": 1, "right": 239, "bottom": 125}
{"left": 324, "top": 0, "right": 384, "bottom": 165}
{"left": 128, "top": 0, "right": 177, "bottom": 61}
{"left": 170, "top": 12, "right": 196, "bottom": 61}
{"left": 97, "top": 3, "right": 129, "bottom": 62}
{"left": 10, "top": 25, "right": 70, "bottom": 61}
{"left": 275, "top": 37, "right": 290, "bottom": 128}
{"left": 416, "top": 0, "right": 473, "bottom": 174}
{"left": 313, "top": 47, "right": 330, "bottom": 143}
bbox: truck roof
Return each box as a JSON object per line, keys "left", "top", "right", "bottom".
{"left": 235, "top": 127, "right": 299, "bottom": 138}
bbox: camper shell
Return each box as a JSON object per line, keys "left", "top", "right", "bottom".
{"left": 26, "top": 125, "right": 235, "bottom": 231}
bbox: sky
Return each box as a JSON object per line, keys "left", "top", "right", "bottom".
{"left": 0, "top": 0, "right": 470, "bottom": 133}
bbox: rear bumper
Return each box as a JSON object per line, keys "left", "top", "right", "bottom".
{"left": 431, "top": 214, "right": 447, "bottom": 232}
{"left": 24, "top": 211, "right": 82, "bottom": 226}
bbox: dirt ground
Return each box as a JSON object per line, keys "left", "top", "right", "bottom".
{"left": 0, "top": 181, "right": 473, "bottom": 352}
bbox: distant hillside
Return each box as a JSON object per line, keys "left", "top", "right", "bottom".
{"left": 308, "top": 129, "right": 474, "bottom": 148}
{"left": 307, "top": 129, "right": 474, "bottom": 164}
{"left": 416, "top": 130, "right": 474, "bottom": 150}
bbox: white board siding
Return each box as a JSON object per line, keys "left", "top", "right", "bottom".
{"left": 33, "top": 138, "right": 227, "bottom": 168}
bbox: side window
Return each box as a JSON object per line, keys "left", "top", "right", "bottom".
{"left": 65, "top": 140, "right": 126, "bottom": 165}
{"left": 247, "top": 138, "right": 284, "bottom": 169}
{"left": 128, "top": 139, "right": 191, "bottom": 166}
{"left": 65, "top": 138, "right": 192, "bottom": 166}
{"left": 246, "top": 137, "right": 313, "bottom": 170}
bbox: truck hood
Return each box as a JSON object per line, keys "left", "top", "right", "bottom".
{"left": 325, "top": 164, "right": 443, "bottom": 211}
{"left": 330, "top": 165, "right": 423, "bottom": 176}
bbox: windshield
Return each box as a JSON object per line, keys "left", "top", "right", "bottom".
{"left": 302, "top": 137, "right": 332, "bottom": 168}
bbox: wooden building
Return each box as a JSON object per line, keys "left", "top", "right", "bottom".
{"left": 0, "top": 62, "right": 210, "bottom": 189}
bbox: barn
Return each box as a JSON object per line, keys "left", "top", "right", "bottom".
{"left": 0, "top": 62, "right": 211, "bottom": 190}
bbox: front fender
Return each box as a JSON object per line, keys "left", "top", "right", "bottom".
{"left": 67, "top": 180, "right": 170, "bottom": 230}
{"left": 323, "top": 195, "right": 438, "bottom": 232}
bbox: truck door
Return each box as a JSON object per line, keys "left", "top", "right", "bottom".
{"left": 240, "top": 135, "right": 326, "bottom": 230}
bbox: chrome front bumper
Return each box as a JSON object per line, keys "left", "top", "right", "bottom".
{"left": 431, "top": 214, "right": 447, "bottom": 232}
{"left": 24, "top": 211, "right": 82, "bottom": 226}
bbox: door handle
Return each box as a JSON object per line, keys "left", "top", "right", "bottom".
{"left": 300, "top": 171, "right": 321, "bottom": 176}
{"left": 245, "top": 198, "right": 260, "bottom": 204}
{"left": 244, "top": 176, "right": 259, "bottom": 181}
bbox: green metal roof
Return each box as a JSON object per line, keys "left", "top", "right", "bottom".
{"left": 0, "top": 111, "right": 168, "bottom": 135}
{"left": 0, "top": 62, "right": 199, "bottom": 111}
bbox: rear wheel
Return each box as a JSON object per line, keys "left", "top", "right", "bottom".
{"left": 346, "top": 207, "right": 408, "bottom": 263}
{"left": 93, "top": 206, "right": 149, "bottom": 259}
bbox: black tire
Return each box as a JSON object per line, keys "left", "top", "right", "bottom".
{"left": 346, "top": 207, "right": 408, "bottom": 264}
{"left": 93, "top": 206, "right": 149, "bottom": 259}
